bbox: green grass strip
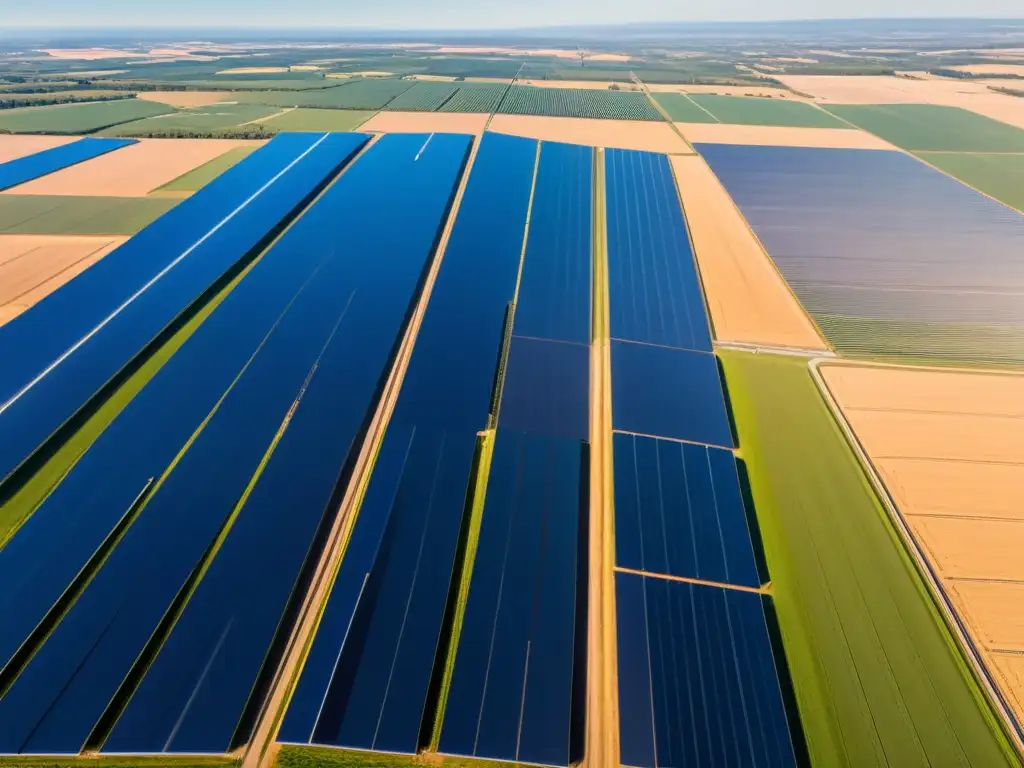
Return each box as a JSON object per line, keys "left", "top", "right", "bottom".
{"left": 429, "top": 430, "right": 496, "bottom": 749}
{"left": 719, "top": 349, "right": 1020, "bottom": 768}
{"left": 275, "top": 744, "right": 514, "bottom": 768}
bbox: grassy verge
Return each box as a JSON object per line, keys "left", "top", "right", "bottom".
{"left": 0, "top": 268, "right": 248, "bottom": 545}
{"left": 719, "top": 349, "right": 1019, "bottom": 768}
{"left": 275, "top": 745, "right": 511, "bottom": 768}
{"left": 0, "top": 758, "right": 235, "bottom": 768}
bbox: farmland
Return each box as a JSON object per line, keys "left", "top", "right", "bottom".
{"left": 3, "top": 21, "right": 1024, "bottom": 768}
{"left": 0, "top": 99, "right": 175, "bottom": 134}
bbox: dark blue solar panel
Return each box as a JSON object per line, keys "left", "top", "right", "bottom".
{"left": 0, "top": 132, "right": 368, "bottom": 487}
{"left": 0, "top": 137, "right": 136, "bottom": 192}
{"left": 280, "top": 133, "right": 539, "bottom": 752}
{"left": 605, "top": 148, "right": 711, "bottom": 352}
{"left": 439, "top": 430, "right": 584, "bottom": 767}
{"left": 100, "top": 133, "right": 470, "bottom": 756}
{"left": 513, "top": 141, "right": 592, "bottom": 344}
{"left": 499, "top": 336, "right": 589, "bottom": 441}
{"left": 616, "top": 572, "right": 797, "bottom": 768}
{"left": 614, "top": 432, "right": 760, "bottom": 588}
{"left": 0, "top": 133, "right": 469, "bottom": 756}
{"left": 0, "top": 139, "right": 371, "bottom": 687}
{"left": 611, "top": 341, "right": 732, "bottom": 447}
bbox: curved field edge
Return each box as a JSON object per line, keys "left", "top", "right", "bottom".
{"left": 719, "top": 349, "right": 1020, "bottom": 768}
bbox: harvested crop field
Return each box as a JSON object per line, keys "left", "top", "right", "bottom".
{"left": 679, "top": 122, "right": 894, "bottom": 148}
{"left": 101, "top": 103, "right": 280, "bottom": 136}
{"left": 820, "top": 361, "right": 1024, "bottom": 740}
{"left": 0, "top": 99, "right": 175, "bottom": 134}
{"left": 0, "top": 234, "right": 125, "bottom": 324}
{"left": 914, "top": 152, "right": 1024, "bottom": 213}
{"left": 825, "top": 104, "right": 1024, "bottom": 152}
{"left": 0, "top": 135, "right": 75, "bottom": 163}
{"left": 259, "top": 108, "right": 374, "bottom": 132}
{"left": 689, "top": 94, "right": 851, "bottom": 127}
{"left": 360, "top": 111, "right": 487, "bottom": 134}
{"left": 489, "top": 114, "right": 687, "bottom": 152}
{"left": 671, "top": 155, "right": 825, "bottom": 348}
{"left": 2, "top": 138, "right": 254, "bottom": 196}
{"left": 135, "top": 91, "right": 232, "bottom": 108}
{"left": 720, "top": 350, "right": 1018, "bottom": 768}
{"left": 497, "top": 85, "right": 663, "bottom": 120}
{"left": 0, "top": 195, "right": 178, "bottom": 235}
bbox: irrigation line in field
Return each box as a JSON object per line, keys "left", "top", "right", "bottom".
{"left": 809, "top": 357, "right": 1024, "bottom": 763}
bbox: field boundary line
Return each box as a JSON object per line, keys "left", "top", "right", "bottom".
{"left": 809, "top": 356, "right": 1024, "bottom": 763}
{"left": 242, "top": 133, "right": 483, "bottom": 768}
{"left": 682, "top": 92, "right": 721, "bottom": 123}
{"left": 614, "top": 566, "right": 770, "bottom": 595}
{"left": 714, "top": 340, "right": 836, "bottom": 358}
{"left": 672, "top": 153, "right": 832, "bottom": 352}
{"left": 584, "top": 147, "right": 620, "bottom": 768}
{"left": 630, "top": 72, "right": 696, "bottom": 154}
{"left": 240, "top": 107, "right": 295, "bottom": 126}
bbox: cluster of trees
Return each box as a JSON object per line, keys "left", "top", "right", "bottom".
{"left": 0, "top": 93, "right": 135, "bottom": 110}
{"left": 121, "top": 127, "right": 276, "bottom": 139}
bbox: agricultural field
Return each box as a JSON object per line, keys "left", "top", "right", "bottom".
{"left": 100, "top": 103, "right": 281, "bottom": 136}
{"left": 0, "top": 135, "right": 75, "bottom": 163}
{"left": 689, "top": 94, "right": 852, "bottom": 127}
{"left": 824, "top": 104, "right": 1024, "bottom": 152}
{"left": 360, "top": 111, "right": 488, "bottom": 134}
{"left": 382, "top": 81, "right": 459, "bottom": 111}
{"left": 489, "top": 114, "right": 688, "bottom": 152}
{"left": 438, "top": 84, "right": 507, "bottom": 113}
{"left": 0, "top": 98, "right": 174, "bottom": 134}
{"left": 678, "top": 121, "right": 894, "bottom": 148}
{"left": 497, "top": 85, "right": 663, "bottom": 120}
{"left": 257, "top": 108, "right": 374, "bottom": 132}
{"left": 915, "top": 152, "right": 1024, "bottom": 213}
{"left": 155, "top": 144, "right": 261, "bottom": 192}
{"left": 0, "top": 194, "right": 180, "bottom": 235}
{"left": 721, "top": 350, "right": 1018, "bottom": 768}
{"left": 700, "top": 142, "right": 1024, "bottom": 366}
{"left": 652, "top": 92, "right": 719, "bottom": 122}
{"left": 820, "top": 362, "right": 1024, "bottom": 739}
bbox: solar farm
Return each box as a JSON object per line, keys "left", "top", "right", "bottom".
{"left": 2, "top": 35, "right": 1024, "bottom": 768}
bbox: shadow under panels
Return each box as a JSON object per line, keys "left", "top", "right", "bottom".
{"left": 698, "top": 143, "right": 1024, "bottom": 366}
{"left": 0, "top": 132, "right": 470, "bottom": 756}
{"left": 821, "top": 362, "right": 1024, "bottom": 738}
{"left": 279, "top": 133, "right": 540, "bottom": 755}
{"left": 605, "top": 149, "right": 798, "bottom": 767}
{"left": 439, "top": 140, "right": 592, "bottom": 768}
{"left": 0, "top": 132, "right": 367, "bottom": 490}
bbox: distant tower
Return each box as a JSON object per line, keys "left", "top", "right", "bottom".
{"left": 577, "top": 46, "right": 589, "bottom": 67}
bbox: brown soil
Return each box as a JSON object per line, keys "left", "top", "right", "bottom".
{"left": 822, "top": 362, "right": 1024, "bottom": 730}
{"left": 0, "top": 135, "right": 75, "bottom": 164}
{"left": 489, "top": 114, "right": 688, "bottom": 153}
{"left": 359, "top": 111, "right": 488, "bottom": 135}
{"left": 3, "top": 138, "right": 255, "bottom": 197}
{"left": 677, "top": 122, "right": 894, "bottom": 149}
{"left": 136, "top": 91, "right": 232, "bottom": 108}
{"left": 0, "top": 235, "right": 124, "bottom": 325}
{"left": 671, "top": 155, "right": 826, "bottom": 349}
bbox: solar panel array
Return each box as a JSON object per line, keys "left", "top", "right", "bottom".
{"left": 0, "top": 137, "right": 135, "bottom": 192}
{"left": 606, "top": 148, "right": 797, "bottom": 768}
{"left": 699, "top": 143, "right": 1024, "bottom": 366}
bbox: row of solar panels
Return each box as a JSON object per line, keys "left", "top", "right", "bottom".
{"left": 0, "top": 130, "right": 801, "bottom": 766}
{"left": 0, "top": 136, "right": 135, "bottom": 192}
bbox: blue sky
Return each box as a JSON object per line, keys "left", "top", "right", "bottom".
{"left": 3, "top": 0, "right": 1023, "bottom": 28}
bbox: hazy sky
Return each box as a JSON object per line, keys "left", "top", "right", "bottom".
{"left": 2, "top": 0, "right": 1023, "bottom": 29}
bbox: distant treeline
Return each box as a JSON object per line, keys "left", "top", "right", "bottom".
{"left": 993, "top": 86, "right": 1024, "bottom": 98}
{"left": 0, "top": 93, "right": 136, "bottom": 110}
{"left": 930, "top": 68, "right": 1024, "bottom": 80}
{"left": 117, "top": 128, "right": 277, "bottom": 139}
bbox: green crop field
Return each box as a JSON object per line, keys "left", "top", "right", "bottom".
{"left": 689, "top": 94, "right": 850, "bottom": 127}
{"left": 651, "top": 92, "right": 718, "bottom": 122}
{"left": 824, "top": 104, "right": 1024, "bottom": 152}
{"left": 383, "top": 82, "right": 459, "bottom": 111}
{"left": 275, "top": 745, "right": 510, "bottom": 768}
{"left": 497, "top": 85, "right": 663, "bottom": 120}
{"left": 239, "top": 79, "right": 414, "bottom": 110}
{"left": 178, "top": 79, "right": 335, "bottom": 91}
{"left": 439, "top": 84, "right": 507, "bottom": 113}
{"left": 157, "top": 145, "right": 262, "bottom": 192}
{"left": 257, "top": 108, "right": 375, "bottom": 132}
{"left": 915, "top": 151, "right": 1024, "bottom": 213}
{"left": 0, "top": 195, "right": 178, "bottom": 235}
{"left": 0, "top": 98, "right": 173, "bottom": 134}
{"left": 719, "top": 349, "right": 1019, "bottom": 768}
{"left": 0, "top": 91, "right": 134, "bottom": 109}
{"left": 101, "top": 103, "right": 279, "bottom": 136}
